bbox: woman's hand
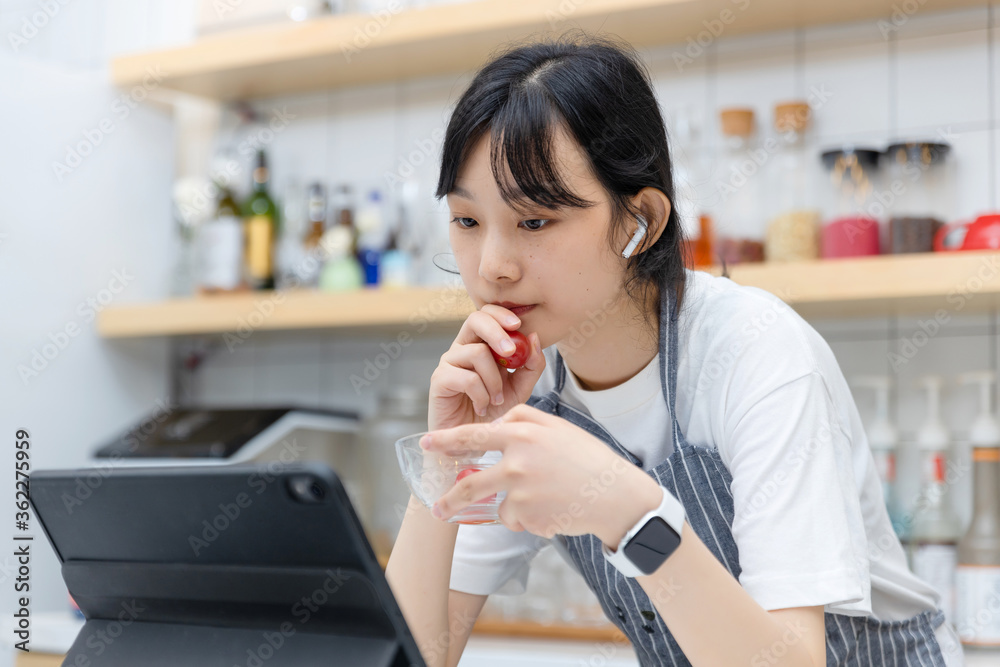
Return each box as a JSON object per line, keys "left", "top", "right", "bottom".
{"left": 428, "top": 305, "right": 546, "bottom": 432}
{"left": 419, "top": 404, "right": 662, "bottom": 545}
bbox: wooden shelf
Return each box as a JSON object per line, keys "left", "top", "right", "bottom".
{"left": 98, "top": 252, "right": 1000, "bottom": 338}
{"left": 97, "top": 285, "right": 475, "bottom": 338}
{"left": 702, "top": 251, "right": 1000, "bottom": 319}
{"left": 112, "top": 0, "right": 986, "bottom": 101}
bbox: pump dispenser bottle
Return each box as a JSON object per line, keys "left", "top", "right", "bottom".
{"left": 906, "top": 375, "right": 962, "bottom": 622}
{"left": 955, "top": 370, "right": 1000, "bottom": 647}
{"left": 853, "top": 376, "right": 903, "bottom": 535}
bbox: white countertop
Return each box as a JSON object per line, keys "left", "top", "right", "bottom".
{"left": 460, "top": 635, "right": 1000, "bottom": 667}
{"left": 6, "top": 612, "right": 999, "bottom": 666}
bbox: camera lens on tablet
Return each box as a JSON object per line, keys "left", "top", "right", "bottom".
{"left": 287, "top": 474, "right": 326, "bottom": 504}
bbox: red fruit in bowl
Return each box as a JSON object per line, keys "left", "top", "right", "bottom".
{"left": 455, "top": 467, "right": 497, "bottom": 504}
{"left": 491, "top": 330, "right": 531, "bottom": 369}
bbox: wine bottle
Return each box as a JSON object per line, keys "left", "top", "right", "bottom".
{"left": 242, "top": 150, "right": 279, "bottom": 290}
{"left": 197, "top": 182, "right": 244, "bottom": 292}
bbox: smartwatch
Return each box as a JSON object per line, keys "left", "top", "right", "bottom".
{"left": 601, "top": 485, "right": 685, "bottom": 577}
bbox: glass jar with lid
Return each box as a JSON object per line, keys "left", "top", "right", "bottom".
{"left": 713, "top": 108, "right": 765, "bottom": 265}
{"left": 819, "top": 147, "right": 882, "bottom": 258}
{"left": 671, "top": 105, "right": 715, "bottom": 268}
{"left": 357, "top": 385, "right": 429, "bottom": 561}
{"left": 764, "top": 101, "right": 822, "bottom": 262}
{"left": 881, "top": 142, "right": 952, "bottom": 253}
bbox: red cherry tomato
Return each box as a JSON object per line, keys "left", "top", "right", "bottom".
{"left": 455, "top": 467, "right": 497, "bottom": 504}
{"left": 491, "top": 330, "right": 531, "bottom": 369}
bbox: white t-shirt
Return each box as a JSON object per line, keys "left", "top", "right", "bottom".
{"left": 449, "top": 269, "right": 962, "bottom": 662}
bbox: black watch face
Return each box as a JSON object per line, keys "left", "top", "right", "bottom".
{"left": 622, "top": 516, "right": 681, "bottom": 575}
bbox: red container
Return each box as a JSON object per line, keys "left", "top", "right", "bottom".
{"left": 821, "top": 216, "right": 881, "bottom": 258}
{"left": 934, "top": 214, "right": 1000, "bottom": 251}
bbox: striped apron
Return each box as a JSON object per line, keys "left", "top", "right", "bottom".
{"left": 525, "top": 283, "right": 948, "bottom": 666}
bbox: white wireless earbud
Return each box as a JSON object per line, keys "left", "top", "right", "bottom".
{"left": 622, "top": 215, "right": 648, "bottom": 259}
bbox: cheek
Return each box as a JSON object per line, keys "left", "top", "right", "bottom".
{"left": 449, "top": 231, "right": 478, "bottom": 274}
{"left": 530, "top": 242, "right": 612, "bottom": 302}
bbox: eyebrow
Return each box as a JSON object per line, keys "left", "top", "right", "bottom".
{"left": 452, "top": 184, "right": 534, "bottom": 205}
{"left": 452, "top": 185, "right": 475, "bottom": 200}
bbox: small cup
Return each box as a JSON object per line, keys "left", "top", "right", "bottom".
{"left": 395, "top": 431, "right": 505, "bottom": 525}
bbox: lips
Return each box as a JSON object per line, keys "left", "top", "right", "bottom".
{"left": 490, "top": 301, "right": 536, "bottom": 316}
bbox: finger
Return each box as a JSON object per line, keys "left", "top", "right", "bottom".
{"left": 440, "top": 343, "right": 506, "bottom": 408}
{"left": 434, "top": 465, "right": 505, "bottom": 522}
{"left": 432, "top": 365, "right": 494, "bottom": 418}
{"left": 497, "top": 499, "right": 525, "bottom": 532}
{"left": 454, "top": 309, "right": 521, "bottom": 361}
{"left": 478, "top": 303, "right": 523, "bottom": 331}
{"left": 491, "top": 402, "right": 553, "bottom": 427}
{"left": 421, "top": 421, "right": 509, "bottom": 456}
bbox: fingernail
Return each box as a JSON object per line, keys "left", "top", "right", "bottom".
{"left": 500, "top": 339, "right": 515, "bottom": 354}
{"left": 420, "top": 434, "right": 432, "bottom": 449}
{"left": 505, "top": 316, "right": 520, "bottom": 327}
{"left": 432, "top": 504, "right": 443, "bottom": 519}
{"left": 477, "top": 406, "right": 487, "bottom": 417}
{"left": 492, "top": 393, "right": 504, "bottom": 406}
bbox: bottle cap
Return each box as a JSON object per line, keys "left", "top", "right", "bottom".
{"left": 720, "top": 108, "right": 755, "bottom": 138}
{"left": 851, "top": 376, "right": 897, "bottom": 450}
{"left": 959, "top": 371, "right": 1000, "bottom": 448}
{"left": 774, "top": 101, "right": 810, "bottom": 132}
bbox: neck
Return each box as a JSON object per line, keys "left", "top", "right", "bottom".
{"left": 557, "top": 287, "right": 661, "bottom": 391}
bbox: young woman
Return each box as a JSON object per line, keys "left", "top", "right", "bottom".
{"left": 384, "top": 34, "right": 962, "bottom": 667}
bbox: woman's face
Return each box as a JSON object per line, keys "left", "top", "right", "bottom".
{"left": 446, "top": 126, "right": 632, "bottom": 350}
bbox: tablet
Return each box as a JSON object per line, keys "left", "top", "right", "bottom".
{"left": 29, "top": 461, "right": 426, "bottom": 666}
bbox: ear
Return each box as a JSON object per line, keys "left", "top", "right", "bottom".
{"left": 630, "top": 187, "right": 672, "bottom": 251}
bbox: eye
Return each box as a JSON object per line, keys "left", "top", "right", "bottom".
{"left": 450, "top": 217, "right": 552, "bottom": 231}
{"left": 521, "top": 219, "right": 551, "bottom": 231}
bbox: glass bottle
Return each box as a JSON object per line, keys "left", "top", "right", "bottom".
{"left": 380, "top": 223, "right": 413, "bottom": 289}
{"left": 319, "top": 184, "right": 364, "bottom": 291}
{"left": 275, "top": 178, "right": 308, "bottom": 290}
{"left": 169, "top": 177, "right": 210, "bottom": 297}
{"left": 332, "top": 184, "right": 359, "bottom": 259}
{"left": 357, "top": 189, "right": 387, "bottom": 288}
{"left": 671, "top": 105, "right": 715, "bottom": 268}
{"left": 764, "top": 101, "right": 821, "bottom": 262}
{"left": 241, "top": 150, "right": 279, "bottom": 290}
{"left": 298, "top": 181, "right": 328, "bottom": 288}
{"left": 819, "top": 148, "right": 882, "bottom": 258}
{"left": 883, "top": 142, "right": 952, "bottom": 253}
{"left": 197, "top": 181, "right": 244, "bottom": 293}
{"left": 714, "top": 108, "right": 764, "bottom": 265}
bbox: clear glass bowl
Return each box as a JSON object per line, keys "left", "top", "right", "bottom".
{"left": 395, "top": 431, "right": 505, "bottom": 525}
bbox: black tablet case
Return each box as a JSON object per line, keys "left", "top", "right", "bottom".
{"left": 29, "top": 462, "right": 427, "bottom": 666}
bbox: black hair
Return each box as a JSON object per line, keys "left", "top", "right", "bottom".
{"left": 435, "top": 31, "right": 688, "bottom": 333}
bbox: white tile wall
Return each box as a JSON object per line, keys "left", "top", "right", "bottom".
{"left": 6, "top": 0, "right": 1000, "bottom": 659}
{"left": 895, "top": 26, "right": 991, "bottom": 132}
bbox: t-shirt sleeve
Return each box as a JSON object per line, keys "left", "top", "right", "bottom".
{"left": 723, "top": 369, "right": 872, "bottom": 614}
{"left": 449, "top": 523, "right": 552, "bottom": 596}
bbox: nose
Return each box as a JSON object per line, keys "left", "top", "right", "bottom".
{"left": 478, "top": 229, "right": 521, "bottom": 283}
